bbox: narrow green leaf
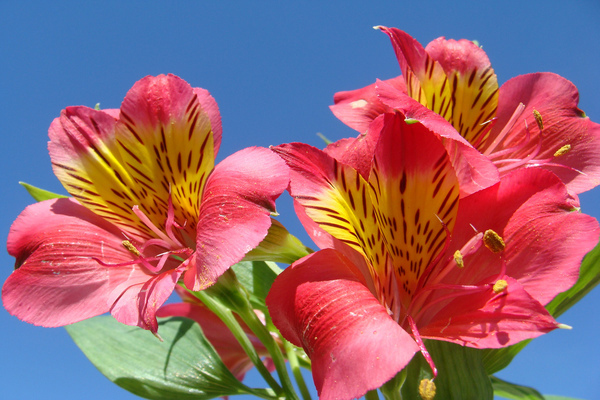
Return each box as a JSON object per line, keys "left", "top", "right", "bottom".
{"left": 401, "top": 340, "right": 493, "bottom": 400}
{"left": 19, "top": 181, "right": 67, "bottom": 201}
{"left": 543, "top": 396, "right": 585, "bottom": 400}
{"left": 244, "top": 219, "right": 313, "bottom": 264}
{"left": 545, "top": 238, "right": 600, "bottom": 317}
{"left": 481, "top": 340, "right": 530, "bottom": 375}
{"left": 232, "top": 260, "right": 281, "bottom": 310}
{"left": 491, "top": 376, "right": 544, "bottom": 400}
{"left": 66, "top": 316, "right": 250, "bottom": 400}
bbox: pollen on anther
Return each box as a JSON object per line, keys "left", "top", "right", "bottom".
{"left": 554, "top": 144, "right": 572, "bottom": 157}
{"left": 493, "top": 279, "right": 508, "bottom": 293}
{"left": 122, "top": 240, "right": 141, "bottom": 256}
{"left": 483, "top": 229, "right": 505, "bottom": 253}
{"left": 418, "top": 379, "right": 436, "bottom": 400}
{"left": 533, "top": 109, "right": 544, "bottom": 131}
{"left": 454, "top": 250, "right": 464, "bottom": 268}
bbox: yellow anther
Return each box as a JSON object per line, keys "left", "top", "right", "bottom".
{"left": 419, "top": 379, "right": 436, "bottom": 400}
{"left": 454, "top": 250, "right": 464, "bottom": 268}
{"left": 554, "top": 144, "right": 572, "bottom": 157}
{"left": 122, "top": 240, "right": 141, "bottom": 256}
{"left": 493, "top": 279, "right": 508, "bottom": 293}
{"left": 533, "top": 109, "right": 543, "bottom": 131}
{"left": 483, "top": 229, "right": 505, "bottom": 253}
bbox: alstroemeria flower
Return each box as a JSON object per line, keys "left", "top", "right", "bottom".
{"left": 331, "top": 27, "right": 600, "bottom": 194}
{"left": 3, "top": 74, "right": 289, "bottom": 333}
{"left": 157, "top": 286, "right": 275, "bottom": 382}
{"left": 267, "top": 112, "right": 599, "bottom": 399}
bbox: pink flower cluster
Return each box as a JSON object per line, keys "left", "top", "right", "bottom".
{"left": 4, "top": 28, "right": 600, "bottom": 400}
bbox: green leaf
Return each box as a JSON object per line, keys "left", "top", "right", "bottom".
{"left": 66, "top": 316, "right": 251, "bottom": 400}
{"left": 545, "top": 237, "right": 600, "bottom": 318}
{"left": 19, "top": 181, "right": 67, "bottom": 201}
{"left": 401, "top": 340, "right": 493, "bottom": 400}
{"left": 232, "top": 260, "right": 281, "bottom": 310}
{"left": 543, "top": 396, "right": 585, "bottom": 400}
{"left": 481, "top": 340, "right": 530, "bottom": 375}
{"left": 491, "top": 376, "right": 544, "bottom": 400}
{"left": 244, "top": 219, "right": 313, "bottom": 264}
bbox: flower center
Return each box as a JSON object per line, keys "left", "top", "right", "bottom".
{"left": 94, "top": 192, "right": 194, "bottom": 274}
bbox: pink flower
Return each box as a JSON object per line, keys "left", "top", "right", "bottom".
{"left": 267, "top": 112, "right": 599, "bottom": 400}
{"left": 331, "top": 27, "right": 600, "bottom": 194}
{"left": 3, "top": 74, "right": 289, "bottom": 333}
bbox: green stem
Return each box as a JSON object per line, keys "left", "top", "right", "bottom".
{"left": 380, "top": 369, "right": 406, "bottom": 400}
{"left": 283, "top": 339, "right": 312, "bottom": 400}
{"left": 240, "top": 386, "right": 280, "bottom": 400}
{"left": 237, "top": 304, "right": 300, "bottom": 400}
{"left": 195, "top": 291, "right": 283, "bottom": 395}
{"left": 365, "top": 390, "right": 380, "bottom": 400}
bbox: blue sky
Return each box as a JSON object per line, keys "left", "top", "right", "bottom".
{"left": 1, "top": 1, "right": 599, "bottom": 399}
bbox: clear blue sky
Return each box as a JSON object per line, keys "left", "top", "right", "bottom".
{"left": 2, "top": 1, "right": 599, "bottom": 399}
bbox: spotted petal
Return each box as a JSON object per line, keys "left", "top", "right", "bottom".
{"left": 266, "top": 249, "right": 419, "bottom": 400}
{"left": 49, "top": 74, "right": 218, "bottom": 243}
{"left": 368, "top": 113, "right": 460, "bottom": 309}
{"left": 376, "top": 79, "right": 499, "bottom": 195}
{"left": 3, "top": 198, "right": 151, "bottom": 327}
{"left": 379, "top": 27, "right": 499, "bottom": 148}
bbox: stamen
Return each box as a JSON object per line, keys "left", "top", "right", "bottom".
{"left": 554, "top": 144, "right": 572, "bottom": 157}
{"left": 419, "top": 379, "right": 436, "bottom": 400}
{"left": 483, "top": 229, "right": 505, "bottom": 253}
{"left": 122, "top": 240, "right": 141, "bottom": 256}
{"left": 492, "top": 279, "right": 508, "bottom": 293}
{"left": 483, "top": 103, "right": 526, "bottom": 156}
{"left": 471, "top": 117, "right": 498, "bottom": 150}
{"left": 453, "top": 250, "right": 464, "bottom": 268}
{"left": 133, "top": 205, "right": 180, "bottom": 247}
{"left": 407, "top": 315, "right": 437, "bottom": 378}
{"left": 533, "top": 109, "right": 544, "bottom": 131}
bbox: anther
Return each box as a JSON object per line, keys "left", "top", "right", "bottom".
{"left": 492, "top": 279, "right": 508, "bottom": 293}
{"left": 533, "top": 109, "right": 544, "bottom": 131}
{"left": 454, "top": 250, "right": 464, "bottom": 268}
{"left": 483, "top": 229, "right": 505, "bottom": 253}
{"left": 419, "top": 379, "right": 436, "bottom": 400}
{"left": 122, "top": 240, "right": 141, "bottom": 256}
{"left": 554, "top": 144, "right": 572, "bottom": 157}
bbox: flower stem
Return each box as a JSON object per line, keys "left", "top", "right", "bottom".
{"left": 194, "top": 290, "right": 283, "bottom": 395}
{"left": 380, "top": 369, "right": 407, "bottom": 400}
{"left": 365, "top": 390, "right": 380, "bottom": 400}
{"left": 237, "top": 303, "right": 300, "bottom": 400}
{"left": 283, "top": 339, "right": 312, "bottom": 400}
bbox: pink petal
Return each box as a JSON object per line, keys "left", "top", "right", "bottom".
{"left": 420, "top": 276, "right": 559, "bottom": 348}
{"left": 3, "top": 198, "right": 151, "bottom": 327}
{"left": 267, "top": 249, "right": 419, "bottom": 400}
{"left": 376, "top": 79, "right": 499, "bottom": 195}
{"left": 491, "top": 72, "right": 600, "bottom": 193}
{"left": 446, "top": 168, "right": 599, "bottom": 305}
{"left": 193, "top": 87, "right": 223, "bottom": 155}
{"left": 425, "top": 36, "right": 493, "bottom": 76}
{"left": 186, "top": 146, "right": 289, "bottom": 290}
{"left": 330, "top": 76, "right": 406, "bottom": 134}
{"left": 110, "top": 265, "right": 186, "bottom": 333}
